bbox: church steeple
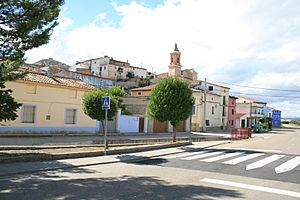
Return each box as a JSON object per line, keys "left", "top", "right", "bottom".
{"left": 169, "top": 43, "right": 182, "bottom": 77}
{"left": 174, "top": 43, "right": 179, "bottom": 52}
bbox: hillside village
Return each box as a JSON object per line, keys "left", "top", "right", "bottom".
{"left": 1, "top": 44, "right": 282, "bottom": 134}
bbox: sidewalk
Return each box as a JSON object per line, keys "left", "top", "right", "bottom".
{"left": 0, "top": 141, "right": 230, "bottom": 176}
{"left": 0, "top": 132, "right": 229, "bottom": 146}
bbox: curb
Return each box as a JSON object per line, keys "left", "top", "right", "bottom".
{"left": 0, "top": 141, "right": 231, "bottom": 177}
{"left": 0, "top": 143, "right": 146, "bottom": 150}
{"left": 0, "top": 142, "right": 191, "bottom": 164}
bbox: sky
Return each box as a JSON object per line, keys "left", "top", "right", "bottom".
{"left": 25, "top": 0, "right": 300, "bottom": 118}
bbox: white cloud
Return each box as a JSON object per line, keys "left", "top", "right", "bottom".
{"left": 25, "top": 9, "right": 74, "bottom": 64}
{"left": 25, "top": 0, "right": 300, "bottom": 117}
{"left": 258, "top": 39, "right": 300, "bottom": 63}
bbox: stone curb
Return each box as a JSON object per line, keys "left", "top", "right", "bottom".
{"left": 0, "top": 141, "right": 231, "bottom": 177}
{"left": 0, "top": 143, "right": 146, "bottom": 150}
{"left": 0, "top": 137, "right": 229, "bottom": 150}
{"left": 0, "top": 142, "right": 191, "bottom": 164}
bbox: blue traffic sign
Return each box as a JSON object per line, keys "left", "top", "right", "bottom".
{"left": 102, "top": 96, "right": 110, "bottom": 110}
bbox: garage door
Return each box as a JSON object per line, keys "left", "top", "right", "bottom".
{"left": 153, "top": 119, "right": 168, "bottom": 133}
{"left": 174, "top": 120, "right": 185, "bottom": 132}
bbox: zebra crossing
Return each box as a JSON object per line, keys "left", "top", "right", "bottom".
{"left": 161, "top": 150, "right": 300, "bottom": 174}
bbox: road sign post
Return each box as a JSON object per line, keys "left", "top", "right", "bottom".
{"left": 102, "top": 96, "right": 110, "bottom": 155}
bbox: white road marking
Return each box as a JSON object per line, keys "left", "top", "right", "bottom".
{"left": 201, "top": 178, "right": 300, "bottom": 198}
{"left": 275, "top": 156, "right": 300, "bottom": 174}
{"left": 227, "top": 148, "right": 282, "bottom": 153}
{"left": 223, "top": 153, "right": 265, "bottom": 165}
{"left": 246, "top": 154, "right": 285, "bottom": 170}
{"left": 181, "top": 151, "right": 224, "bottom": 160}
{"left": 201, "top": 152, "right": 244, "bottom": 162}
{"left": 163, "top": 151, "right": 206, "bottom": 159}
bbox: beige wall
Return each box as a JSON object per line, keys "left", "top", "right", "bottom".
{"left": 192, "top": 91, "right": 223, "bottom": 131}
{"left": 1, "top": 81, "right": 96, "bottom": 133}
{"left": 130, "top": 90, "right": 151, "bottom": 97}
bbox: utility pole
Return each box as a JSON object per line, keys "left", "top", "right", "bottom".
{"left": 203, "top": 77, "right": 207, "bottom": 132}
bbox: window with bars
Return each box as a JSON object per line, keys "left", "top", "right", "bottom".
{"left": 65, "top": 109, "right": 77, "bottom": 124}
{"left": 21, "top": 105, "right": 36, "bottom": 123}
{"left": 192, "top": 106, "right": 196, "bottom": 115}
{"left": 206, "top": 120, "right": 210, "bottom": 126}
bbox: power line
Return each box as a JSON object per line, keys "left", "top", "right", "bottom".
{"left": 196, "top": 87, "right": 300, "bottom": 99}
{"left": 229, "top": 91, "right": 300, "bottom": 99}
{"left": 207, "top": 79, "right": 300, "bottom": 93}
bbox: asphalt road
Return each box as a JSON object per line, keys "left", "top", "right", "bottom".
{"left": 0, "top": 128, "right": 299, "bottom": 199}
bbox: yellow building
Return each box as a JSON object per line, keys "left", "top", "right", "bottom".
{"left": 1, "top": 72, "right": 97, "bottom": 133}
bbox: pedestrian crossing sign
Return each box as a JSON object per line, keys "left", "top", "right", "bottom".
{"left": 102, "top": 96, "right": 110, "bottom": 110}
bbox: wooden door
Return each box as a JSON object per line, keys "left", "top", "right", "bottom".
{"left": 153, "top": 119, "right": 168, "bottom": 133}
{"left": 139, "top": 117, "right": 144, "bottom": 133}
{"left": 174, "top": 120, "right": 185, "bottom": 132}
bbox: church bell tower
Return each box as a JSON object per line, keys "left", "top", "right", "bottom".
{"left": 168, "top": 43, "right": 182, "bottom": 77}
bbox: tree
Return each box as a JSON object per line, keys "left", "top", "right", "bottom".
{"left": 148, "top": 77, "right": 194, "bottom": 142}
{"left": 82, "top": 90, "right": 118, "bottom": 134}
{"left": 107, "top": 86, "right": 130, "bottom": 114}
{"left": 0, "top": 0, "right": 64, "bottom": 122}
{"left": 108, "top": 86, "right": 127, "bottom": 97}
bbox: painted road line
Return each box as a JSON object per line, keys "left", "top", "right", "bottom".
{"left": 275, "top": 156, "right": 300, "bottom": 174}
{"left": 246, "top": 154, "right": 285, "bottom": 170}
{"left": 201, "top": 152, "right": 244, "bottom": 162}
{"left": 201, "top": 178, "right": 300, "bottom": 198}
{"left": 163, "top": 151, "right": 206, "bottom": 159}
{"left": 227, "top": 148, "right": 282, "bottom": 153}
{"left": 223, "top": 153, "right": 265, "bottom": 165}
{"left": 181, "top": 151, "right": 224, "bottom": 160}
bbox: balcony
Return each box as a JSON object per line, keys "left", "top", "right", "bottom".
{"left": 251, "top": 113, "right": 265, "bottom": 117}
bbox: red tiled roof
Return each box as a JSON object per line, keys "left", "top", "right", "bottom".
{"left": 198, "top": 80, "right": 230, "bottom": 89}
{"left": 130, "top": 84, "right": 157, "bottom": 91}
{"left": 237, "top": 96, "right": 266, "bottom": 104}
{"left": 236, "top": 113, "right": 246, "bottom": 118}
{"left": 191, "top": 88, "right": 222, "bottom": 97}
{"left": 21, "top": 73, "right": 95, "bottom": 90}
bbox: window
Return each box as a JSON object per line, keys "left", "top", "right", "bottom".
{"left": 212, "top": 106, "right": 214, "bottom": 115}
{"left": 65, "top": 109, "right": 77, "bottom": 124}
{"left": 21, "top": 105, "right": 36, "bottom": 123}
{"left": 208, "top": 86, "right": 213, "bottom": 91}
{"left": 232, "top": 109, "right": 234, "bottom": 115}
{"left": 206, "top": 120, "right": 210, "bottom": 126}
{"left": 192, "top": 106, "right": 196, "bottom": 115}
{"left": 232, "top": 120, "right": 234, "bottom": 125}
{"left": 137, "top": 92, "right": 142, "bottom": 96}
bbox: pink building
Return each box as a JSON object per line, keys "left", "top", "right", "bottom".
{"left": 228, "top": 96, "right": 238, "bottom": 129}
